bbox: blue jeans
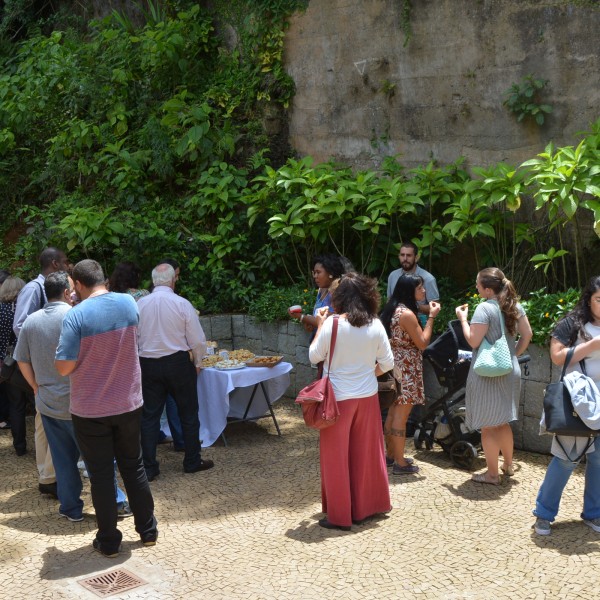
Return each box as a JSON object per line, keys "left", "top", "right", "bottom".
{"left": 165, "top": 394, "right": 184, "bottom": 448}
{"left": 41, "top": 415, "right": 84, "bottom": 519}
{"left": 43, "top": 415, "right": 129, "bottom": 518}
{"left": 534, "top": 438, "right": 600, "bottom": 522}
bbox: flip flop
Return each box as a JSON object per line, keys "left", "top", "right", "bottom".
{"left": 471, "top": 473, "right": 500, "bottom": 485}
{"left": 501, "top": 464, "right": 515, "bottom": 476}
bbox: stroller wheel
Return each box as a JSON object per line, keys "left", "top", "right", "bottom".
{"left": 414, "top": 428, "right": 433, "bottom": 451}
{"left": 450, "top": 440, "right": 478, "bottom": 470}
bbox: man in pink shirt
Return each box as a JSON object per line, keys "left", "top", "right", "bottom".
{"left": 137, "top": 263, "right": 213, "bottom": 480}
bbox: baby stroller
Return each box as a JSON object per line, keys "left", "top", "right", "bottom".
{"left": 414, "top": 320, "right": 530, "bottom": 469}
{"left": 413, "top": 320, "right": 479, "bottom": 469}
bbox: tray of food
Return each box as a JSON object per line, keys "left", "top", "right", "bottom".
{"left": 214, "top": 359, "right": 246, "bottom": 370}
{"left": 228, "top": 349, "right": 255, "bottom": 362}
{"left": 200, "top": 355, "right": 221, "bottom": 369}
{"left": 245, "top": 355, "right": 284, "bottom": 368}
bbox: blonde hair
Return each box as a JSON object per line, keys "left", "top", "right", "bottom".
{"left": 0, "top": 276, "right": 26, "bottom": 303}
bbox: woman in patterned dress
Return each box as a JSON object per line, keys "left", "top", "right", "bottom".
{"left": 455, "top": 268, "right": 532, "bottom": 485}
{"left": 380, "top": 275, "right": 440, "bottom": 475}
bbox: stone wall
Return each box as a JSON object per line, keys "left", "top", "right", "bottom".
{"left": 285, "top": 0, "right": 600, "bottom": 170}
{"left": 200, "top": 314, "right": 555, "bottom": 454}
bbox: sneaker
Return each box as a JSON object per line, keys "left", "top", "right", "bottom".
{"left": 141, "top": 530, "right": 159, "bottom": 547}
{"left": 583, "top": 518, "right": 600, "bottom": 533}
{"left": 534, "top": 517, "right": 551, "bottom": 536}
{"left": 59, "top": 512, "right": 84, "bottom": 523}
{"left": 392, "top": 462, "right": 419, "bottom": 475}
{"left": 117, "top": 501, "right": 133, "bottom": 519}
{"left": 93, "top": 538, "right": 121, "bottom": 558}
{"left": 386, "top": 456, "right": 413, "bottom": 467}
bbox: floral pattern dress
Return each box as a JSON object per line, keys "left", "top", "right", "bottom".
{"left": 390, "top": 304, "right": 425, "bottom": 405}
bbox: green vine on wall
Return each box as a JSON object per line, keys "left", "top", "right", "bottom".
{"left": 503, "top": 74, "right": 553, "bottom": 126}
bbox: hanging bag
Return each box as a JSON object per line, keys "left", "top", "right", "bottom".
{"left": 543, "top": 347, "right": 599, "bottom": 438}
{"left": 473, "top": 302, "right": 513, "bottom": 377}
{"left": 296, "top": 316, "right": 340, "bottom": 429}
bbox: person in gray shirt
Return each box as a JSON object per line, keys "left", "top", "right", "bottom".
{"left": 15, "top": 272, "right": 133, "bottom": 522}
{"left": 387, "top": 242, "right": 439, "bottom": 327}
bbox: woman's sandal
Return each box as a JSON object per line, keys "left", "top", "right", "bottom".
{"left": 471, "top": 473, "right": 500, "bottom": 485}
{"left": 501, "top": 464, "right": 515, "bottom": 476}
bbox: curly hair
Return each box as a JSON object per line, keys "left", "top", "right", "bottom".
{"left": 561, "top": 275, "right": 600, "bottom": 344}
{"left": 109, "top": 261, "right": 142, "bottom": 293}
{"left": 379, "top": 274, "right": 423, "bottom": 336}
{"left": 477, "top": 267, "right": 520, "bottom": 335}
{"left": 331, "top": 272, "right": 380, "bottom": 327}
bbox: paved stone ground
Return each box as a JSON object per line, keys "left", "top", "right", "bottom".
{"left": 1, "top": 402, "right": 599, "bottom": 599}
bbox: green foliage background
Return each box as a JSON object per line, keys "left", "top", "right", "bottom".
{"left": 0, "top": 0, "right": 598, "bottom": 336}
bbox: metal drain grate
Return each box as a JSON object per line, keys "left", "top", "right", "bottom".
{"left": 78, "top": 568, "right": 147, "bottom": 598}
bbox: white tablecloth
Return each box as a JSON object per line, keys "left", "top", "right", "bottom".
{"left": 197, "top": 362, "right": 292, "bottom": 447}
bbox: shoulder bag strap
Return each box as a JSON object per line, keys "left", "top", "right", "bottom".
{"left": 326, "top": 316, "right": 339, "bottom": 369}
{"left": 559, "top": 347, "right": 576, "bottom": 382}
{"left": 491, "top": 300, "right": 506, "bottom": 338}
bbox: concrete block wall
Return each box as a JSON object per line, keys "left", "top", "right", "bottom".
{"left": 200, "top": 314, "right": 553, "bottom": 454}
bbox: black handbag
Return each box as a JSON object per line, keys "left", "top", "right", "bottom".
{"left": 0, "top": 347, "right": 17, "bottom": 383}
{"left": 0, "top": 346, "right": 33, "bottom": 393}
{"left": 543, "top": 347, "right": 598, "bottom": 444}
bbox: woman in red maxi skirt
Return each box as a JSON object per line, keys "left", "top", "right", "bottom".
{"left": 309, "top": 272, "right": 395, "bottom": 531}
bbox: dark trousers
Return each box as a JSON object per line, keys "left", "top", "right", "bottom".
{"left": 140, "top": 351, "right": 201, "bottom": 473}
{"left": 6, "top": 384, "right": 30, "bottom": 453}
{"left": 72, "top": 407, "right": 156, "bottom": 551}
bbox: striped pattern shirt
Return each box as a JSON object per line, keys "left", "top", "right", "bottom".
{"left": 56, "top": 292, "right": 143, "bottom": 418}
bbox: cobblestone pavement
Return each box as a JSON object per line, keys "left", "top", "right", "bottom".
{"left": 1, "top": 401, "right": 599, "bottom": 599}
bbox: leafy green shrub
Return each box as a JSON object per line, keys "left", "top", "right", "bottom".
{"left": 503, "top": 74, "right": 553, "bottom": 125}
{"left": 248, "top": 283, "right": 315, "bottom": 323}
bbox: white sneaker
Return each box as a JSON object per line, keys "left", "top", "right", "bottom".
{"left": 534, "top": 517, "right": 551, "bottom": 536}
{"left": 584, "top": 518, "right": 600, "bottom": 532}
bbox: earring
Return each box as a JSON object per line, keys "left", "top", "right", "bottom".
{"left": 329, "top": 275, "right": 333, "bottom": 279}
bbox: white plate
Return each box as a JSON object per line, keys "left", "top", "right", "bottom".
{"left": 214, "top": 364, "right": 246, "bottom": 371}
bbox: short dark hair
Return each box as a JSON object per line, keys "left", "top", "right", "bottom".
{"left": 39, "top": 247, "right": 66, "bottom": 270}
{"left": 399, "top": 241, "right": 419, "bottom": 255}
{"left": 109, "top": 261, "right": 142, "bottom": 293}
{"left": 310, "top": 254, "right": 344, "bottom": 280}
{"left": 331, "top": 272, "right": 380, "bottom": 327}
{"left": 72, "top": 259, "right": 105, "bottom": 288}
{"left": 44, "top": 271, "right": 70, "bottom": 301}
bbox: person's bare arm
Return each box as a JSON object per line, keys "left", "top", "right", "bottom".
{"left": 55, "top": 360, "right": 77, "bottom": 376}
{"left": 455, "top": 304, "right": 488, "bottom": 349}
{"left": 399, "top": 301, "right": 441, "bottom": 350}
{"left": 515, "top": 314, "right": 533, "bottom": 356}
{"left": 550, "top": 335, "right": 600, "bottom": 366}
{"left": 17, "top": 362, "right": 38, "bottom": 395}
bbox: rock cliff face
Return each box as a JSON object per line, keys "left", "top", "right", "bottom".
{"left": 284, "top": 0, "right": 600, "bottom": 169}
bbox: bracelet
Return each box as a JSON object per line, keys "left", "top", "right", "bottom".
{"left": 300, "top": 314, "right": 305, "bottom": 323}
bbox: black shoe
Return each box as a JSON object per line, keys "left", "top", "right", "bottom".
{"left": 39, "top": 482, "right": 58, "bottom": 499}
{"left": 145, "top": 469, "right": 160, "bottom": 482}
{"left": 318, "top": 518, "right": 351, "bottom": 532}
{"left": 15, "top": 447, "right": 27, "bottom": 456}
{"left": 184, "top": 459, "right": 214, "bottom": 473}
{"left": 140, "top": 529, "right": 159, "bottom": 547}
{"left": 93, "top": 538, "right": 121, "bottom": 558}
{"left": 173, "top": 445, "right": 185, "bottom": 452}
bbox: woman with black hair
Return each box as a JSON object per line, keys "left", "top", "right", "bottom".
{"left": 108, "top": 261, "right": 149, "bottom": 300}
{"left": 380, "top": 274, "right": 441, "bottom": 475}
{"left": 288, "top": 254, "right": 345, "bottom": 333}
{"left": 309, "top": 272, "right": 394, "bottom": 531}
{"left": 533, "top": 275, "right": 600, "bottom": 536}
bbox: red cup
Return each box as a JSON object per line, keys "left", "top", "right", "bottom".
{"left": 289, "top": 305, "right": 302, "bottom": 314}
